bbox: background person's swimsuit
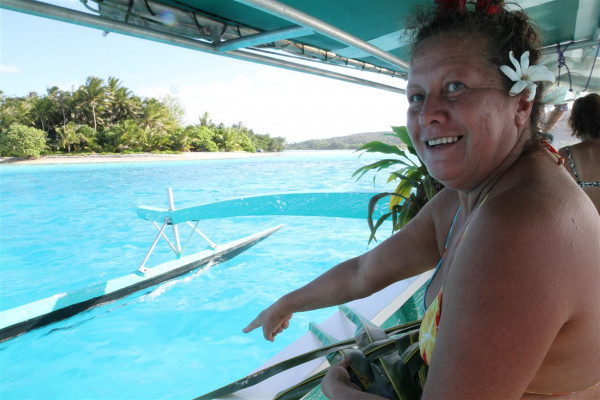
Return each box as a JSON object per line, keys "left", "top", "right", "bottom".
{"left": 565, "top": 146, "right": 600, "bottom": 188}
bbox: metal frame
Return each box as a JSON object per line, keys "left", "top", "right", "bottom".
{"left": 216, "top": 25, "right": 313, "bottom": 52}
{"left": 0, "top": 0, "right": 407, "bottom": 93}
{"left": 137, "top": 188, "right": 218, "bottom": 273}
{"left": 233, "top": 0, "right": 410, "bottom": 70}
{"left": 2, "top": 0, "right": 598, "bottom": 93}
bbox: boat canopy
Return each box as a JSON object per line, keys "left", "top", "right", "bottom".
{"left": 2, "top": 0, "right": 599, "bottom": 100}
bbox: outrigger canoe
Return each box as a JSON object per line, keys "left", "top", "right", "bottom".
{"left": 0, "top": 189, "right": 284, "bottom": 342}
{"left": 0, "top": 190, "right": 388, "bottom": 343}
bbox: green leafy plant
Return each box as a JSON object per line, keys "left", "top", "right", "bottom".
{"left": 353, "top": 126, "right": 442, "bottom": 243}
{"left": 0, "top": 124, "right": 48, "bottom": 158}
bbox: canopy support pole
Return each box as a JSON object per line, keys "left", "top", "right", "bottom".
{"left": 0, "top": 0, "right": 406, "bottom": 93}
{"left": 217, "top": 25, "right": 313, "bottom": 52}
{"left": 233, "top": 0, "right": 410, "bottom": 70}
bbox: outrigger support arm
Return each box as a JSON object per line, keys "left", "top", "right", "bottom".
{"left": 138, "top": 221, "right": 168, "bottom": 273}
{"left": 167, "top": 188, "right": 182, "bottom": 255}
{"left": 151, "top": 221, "right": 178, "bottom": 253}
{"left": 137, "top": 188, "right": 220, "bottom": 273}
{"left": 186, "top": 221, "right": 218, "bottom": 249}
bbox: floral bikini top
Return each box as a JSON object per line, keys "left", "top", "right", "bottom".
{"left": 417, "top": 194, "right": 600, "bottom": 396}
{"left": 419, "top": 142, "right": 570, "bottom": 365}
{"left": 564, "top": 146, "right": 600, "bottom": 188}
{"left": 419, "top": 205, "right": 463, "bottom": 365}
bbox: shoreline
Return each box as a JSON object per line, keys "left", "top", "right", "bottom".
{"left": 0, "top": 151, "right": 284, "bottom": 165}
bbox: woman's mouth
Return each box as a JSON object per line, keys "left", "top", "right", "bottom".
{"left": 427, "top": 136, "right": 462, "bottom": 148}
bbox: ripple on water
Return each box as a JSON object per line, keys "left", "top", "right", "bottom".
{"left": 0, "top": 152, "right": 396, "bottom": 399}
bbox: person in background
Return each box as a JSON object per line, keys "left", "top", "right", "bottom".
{"left": 559, "top": 93, "right": 600, "bottom": 214}
{"left": 243, "top": 0, "right": 600, "bottom": 398}
{"left": 539, "top": 103, "right": 569, "bottom": 143}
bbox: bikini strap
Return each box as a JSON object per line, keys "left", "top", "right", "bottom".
{"left": 423, "top": 192, "right": 492, "bottom": 311}
{"left": 423, "top": 206, "right": 462, "bottom": 310}
{"left": 564, "top": 146, "right": 583, "bottom": 185}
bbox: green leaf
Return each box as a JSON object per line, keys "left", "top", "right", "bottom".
{"left": 273, "top": 374, "right": 325, "bottom": 400}
{"left": 391, "top": 170, "right": 422, "bottom": 188}
{"left": 423, "top": 175, "right": 436, "bottom": 201}
{"left": 398, "top": 198, "right": 415, "bottom": 228}
{"left": 368, "top": 212, "right": 394, "bottom": 244}
{"left": 339, "top": 305, "right": 382, "bottom": 340}
{"left": 356, "top": 140, "right": 404, "bottom": 156}
{"left": 353, "top": 159, "right": 411, "bottom": 180}
{"left": 367, "top": 192, "right": 394, "bottom": 228}
{"left": 391, "top": 126, "right": 413, "bottom": 148}
{"left": 309, "top": 322, "right": 342, "bottom": 364}
{"left": 356, "top": 125, "right": 441, "bottom": 243}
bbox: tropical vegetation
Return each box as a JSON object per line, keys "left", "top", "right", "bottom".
{"left": 0, "top": 124, "right": 47, "bottom": 158}
{"left": 354, "top": 126, "right": 443, "bottom": 243}
{"left": 0, "top": 76, "right": 285, "bottom": 158}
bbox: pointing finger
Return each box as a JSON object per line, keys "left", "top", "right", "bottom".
{"left": 242, "top": 319, "right": 259, "bottom": 333}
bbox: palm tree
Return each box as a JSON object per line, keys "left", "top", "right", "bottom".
{"left": 0, "top": 94, "right": 34, "bottom": 131}
{"left": 115, "top": 88, "right": 141, "bottom": 125}
{"left": 31, "top": 88, "right": 63, "bottom": 135}
{"left": 56, "top": 89, "right": 73, "bottom": 126}
{"left": 74, "top": 76, "right": 107, "bottom": 132}
{"left": 56, "top": 121, "right": 79, "bottom": 153}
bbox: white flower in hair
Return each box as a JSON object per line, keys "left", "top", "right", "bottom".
{"left": 500, "top": 51, "right": 555, "bottom": 101}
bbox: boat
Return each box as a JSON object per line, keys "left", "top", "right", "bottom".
{"left": 1, "top": 0, "right": 598, "bottom": 398}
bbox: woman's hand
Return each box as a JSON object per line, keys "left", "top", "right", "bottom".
{"left": 242, "top": 301, "right": 293, "bottom": 342}
{"left": 322, "top": 358, "right": 390, "bottom": 399}
{"left": 321, "top": 358, "right": 362, "bottom": 399}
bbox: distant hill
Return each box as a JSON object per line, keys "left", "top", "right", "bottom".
{"left": 284, "top": 116, "right": 580, "bottom": 151}
{"left": 285, "top": 131, "right": 403, "bottom": 150}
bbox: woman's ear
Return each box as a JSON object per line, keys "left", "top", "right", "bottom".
{"left": 515, "top": 92, "right": 534, "bottom": 127}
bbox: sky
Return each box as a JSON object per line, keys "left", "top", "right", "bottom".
{"left": 0, "top": 1, "right": 409, "bottom": 143}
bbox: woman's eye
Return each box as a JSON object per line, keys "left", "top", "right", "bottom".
{"left": 408, "top": 93, "right": 424, "bottom": 103}
{"left": 446, "top": 81, "right": 466, "bottom": 94}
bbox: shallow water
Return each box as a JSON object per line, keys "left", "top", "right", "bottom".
{"left": 0, "top": 151, "right": 395, "bottom": 399}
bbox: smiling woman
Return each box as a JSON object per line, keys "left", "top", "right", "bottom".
{"left": 244, "top": 1, "right": 600, "bottom": 399}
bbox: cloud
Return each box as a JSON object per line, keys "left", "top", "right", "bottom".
{"left": 172, "top": 67, "right": 406, "bottom": 142}
{"left": 132, "top": 65, "right": 407, "bottom": 143}
{"left": 0, "top": 65, "right": 22, "bottom": 74}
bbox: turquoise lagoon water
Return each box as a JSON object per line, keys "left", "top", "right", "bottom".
{"left": 0, "top": 151, "right": 394, "bottom": 399}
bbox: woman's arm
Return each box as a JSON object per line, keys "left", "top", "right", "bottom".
{"left": 243, "top": 189, "right": 459, "bottom": 341}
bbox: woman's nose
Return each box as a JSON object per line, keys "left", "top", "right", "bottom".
{"left": 419, "top": 95, "right": 447, "bottom": 127}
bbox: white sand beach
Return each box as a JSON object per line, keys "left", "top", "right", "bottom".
{"left": 0, "top": 151, "right": 284, "bottom": 165}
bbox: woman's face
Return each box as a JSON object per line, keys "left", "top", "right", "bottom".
{"left": 406, "top": 36, "right": 524, "bottom": 191}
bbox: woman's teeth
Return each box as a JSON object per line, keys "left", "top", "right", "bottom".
{"left": 428, "top": 136, "right": 460, "bottom": 147}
